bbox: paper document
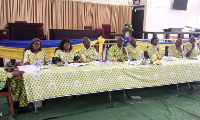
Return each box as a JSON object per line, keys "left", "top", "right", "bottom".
{"left": 17, "top": 65, "right": 38, "bottom": 73}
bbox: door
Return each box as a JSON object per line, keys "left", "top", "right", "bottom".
{"left": 132, "top": 6, "right": 144, "bottom": 39}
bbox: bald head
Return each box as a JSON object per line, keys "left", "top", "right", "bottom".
{"left": 189, "top": 36, "right": 196, "bottom": 44}
{"left": 117, "top": 37, "right": 124, "bottom": 48}
{"left": 82, "top": 37, "right": 90, "bottom": 49}
{"left": 175, "top": 38, "right": 182, "bottom": 47}
{"left": 129, "top": 37, "right": 136, "bottom": 47}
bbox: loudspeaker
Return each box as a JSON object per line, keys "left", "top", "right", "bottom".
{"left": 173, "top": 0, "right": 188, "bottom": 10}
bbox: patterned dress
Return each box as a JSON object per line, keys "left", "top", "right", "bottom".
{"left": 79, "top": 47, "right": 99, "bottom": 63}
{"left": 24, "top": 50, "right": 48, "bottom": 64}
{"left": 184, "top": 43, "right": 198, "bottom": 57}
{"left": 147, "top": 44, "right": 162, "bottom": 59}
{"left": 54, "top": 49, "right": 77, "bottom": 62}
{"left": 126, "top": 45, "right": 141, "bottom": 60}
{"left": 0, "top": 68, "right": 28, "bottom": 107}
{"left": 108, "top": 44, "right": 128, "bottom": 61}
{"left": 168, "top": 44, "right": 183, "bottom": 58}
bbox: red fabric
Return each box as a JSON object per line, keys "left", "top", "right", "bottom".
{"left": 15, "top": 21, "right": 27, "bottom": 23}
{"left": 95, "top": 28, "right": 104, "bottom": 38}
{"left": 84, "top": 26, "right": 92, "bottom": 30}
{"left": 102, "top": 24, "right": 111, "bottom": 38}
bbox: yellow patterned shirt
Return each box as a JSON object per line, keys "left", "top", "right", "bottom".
{"left": 24, "top": 50, "right": 48, "bottom": 64}
{"left": 147, "top": 44, "right": 162, "bottom": 59}
{"left": 108, "top": 44, "right": 128, "bottom": 61}
{"left": 0, "top": 68, "right": 12, "bottom": 91}
{"left": 184, "top": 43, "right": 198, "bottom": 57}
{"left": 168, "top": 44, "right": 183, "bottom": 58}
{"left": 126, "top": 45, "right": 141, "bottom": 60}
{"left": 79, "top": 47, "right": 98, "bottom": 63}
{"left": 54, "top": 49, "right": 77, "bottom": 62}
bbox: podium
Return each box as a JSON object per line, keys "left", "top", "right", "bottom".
{"left": 5, "top": 23, "right": 43, "bottom": 40}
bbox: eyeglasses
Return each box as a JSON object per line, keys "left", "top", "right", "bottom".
{"left": 33, "top": 43, "right": 40, "bottom": 45}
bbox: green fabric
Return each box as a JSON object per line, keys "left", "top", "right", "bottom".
{"left": 1, "top": 83, "right": 200, "bottom": 119}
{"left": 184, "top": 43, "right": 198, "bottom": 57}
{"left": 22, "top": 60, "right": 200, "bottom": 102}
{"left": 168, "top": 44, "right": 183, "bottom": 58}
{"left": 79, "top": 47, "right": 98, "bottom": 63}
{"left": 126, "top": 45, "right": 141, "bottom": 60}
{"left": 108, "top": 44, "right": 128, "bottom": 61}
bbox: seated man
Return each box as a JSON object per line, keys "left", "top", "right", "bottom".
{"left": 0, "top": 67, "right": 31, "bottom": 114}
{"left": 168, "top": 38, "right": 183, "bottom": 58}
{"left": 126, "top": 37, "right": 142, "bottom": 60}
{"left": 108, "top": 37, "right": 128, "bottom": 62}
{"left": 184, "top": 36, "right": 198, "bottom": 57}
{"left": 147, "top": 37, "right": 162, "bottom": 59}
{"left": 79, "top": 37, "right": 98, "bottom": 63}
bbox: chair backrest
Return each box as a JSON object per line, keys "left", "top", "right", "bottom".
{"left": 39, "top": 27, "right": 46, "bottom": 40}
{"left": 165, "top": 46, "right": 169, "bottom": 56}
{"left": 144, "top": 45, "right": 149, "bottom": 58}
{"left": 95, "top": 28, "right": 104, "bottom": 38}
{"left": 3, "top": 29, "right": 9, "bottom": 40}
{"left": 15, "top": 21, "right": 27, "bottom": 23}
{"left": 84, "top": 26, "right": 92, "bottom": 30}
{"left": 0, "top": 79, "right": 15, "bottom": 116}
{"left": 102, "top": 24, "right": 111, "bottom": 38}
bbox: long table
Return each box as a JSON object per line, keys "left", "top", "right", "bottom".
{"left": 23, "top": 60, "right": 200, "bottom": 103}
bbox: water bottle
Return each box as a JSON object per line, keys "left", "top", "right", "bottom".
{"left": 48, "top": 58, "right": 52, "bottom": 69}
{"left": 35, "top": 61, "right": 40, "bottom": 73}
{"left": 141, "top": 53, "right": 144, "bottom": 60}
{"left": 183, "top": 52, "right": 186, "bottom": 60}
{"left": 64, "top": 57, "right": 68, "bottom": 67}
{"left": 150, "top": 54, "right": 153, "bottom": 60}
{"left": 99, "top": 56, "right": 103, "bottom": 66}
{"left": 106, "top": 55, "right": 110, "bottom": 63}
{"left": 127, "top": 56, "right": 131, "bottom": 65}
{"left": 168, "top": 53, "right": 172, "bottom": 60}
{"left": 40, "top": 59, "right": 44, "bottom": 70}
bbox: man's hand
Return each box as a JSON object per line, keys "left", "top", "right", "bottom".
{"left": 122, "top": 48, "right": 127, "bottom": 55}
{"left": 86, "top": 55, "right": 90, "bottom": 58}
{"left": 117, "top": 58, "right": 124, "bottom": 62}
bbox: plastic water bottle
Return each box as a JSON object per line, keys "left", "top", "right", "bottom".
{"left": 127, "top": 56, "right": 131, "bottom": 65}
{"left": 35, "top": 61, "right": 40, "bottom": 73}
{"left": 141, "top": 53, "right": 144, "bottom": 60}
{"left": 99, "top": 56, "right": 103, "bottom": 66}
{"left": 168, "top": 53, "right": 172, "bottom": 60}
{"left": 48, "top": 58, "right": 52, "bottom": 69}
{"left": 183, "top": 52, "right": 186, "bottom": 60}
{"left": 40, "top": 59, "right": 44, "bottom": 70}
{"left": 150, "top": 54, "right": 153, "bottom": 60}
{"left": 64, "top": 57, "right": 68, "bottom": 67}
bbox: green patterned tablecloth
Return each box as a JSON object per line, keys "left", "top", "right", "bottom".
{"left": 23, "top": 60, "right": 200, "bottom": 102}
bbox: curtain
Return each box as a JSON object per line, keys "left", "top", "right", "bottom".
{"left": 0, "top": 0, "right": 131, "bottom": 39}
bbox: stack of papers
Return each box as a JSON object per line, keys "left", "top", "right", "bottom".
{"left": 17, "top": 65, "right": 38, "bottom": 73}
{"left": 68, "top": 63, "right": 89, "bottom": 67}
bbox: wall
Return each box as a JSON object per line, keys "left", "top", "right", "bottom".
{"left": 145, "top": 0, "right": 200, "bottom": 38}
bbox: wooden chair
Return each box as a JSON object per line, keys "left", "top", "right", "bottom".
{"left": 0, "top": 79, "right": 15, "bottom": 116}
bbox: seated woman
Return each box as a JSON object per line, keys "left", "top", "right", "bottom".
{"left": 147, "top": 37, "right": 162, "bottom": 59}
{"left": 54, "top": 38, "right": 79, "bottom": 63}
{"left": 23, "top": 38, "right": 48, "bottom": 65}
